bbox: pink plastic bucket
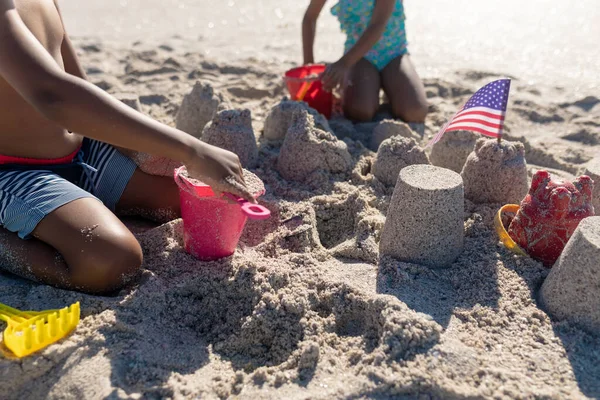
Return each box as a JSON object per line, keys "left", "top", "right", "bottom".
{"left": 174, "top": 166, "right": 269, "bottom": 261}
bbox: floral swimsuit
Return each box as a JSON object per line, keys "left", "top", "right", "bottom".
{"left": 331, "top": 0, "right": 408, "bottom": 71}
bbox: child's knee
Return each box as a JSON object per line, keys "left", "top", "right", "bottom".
{"left": 73, "top": 236, "right": 143, "bottom": 294}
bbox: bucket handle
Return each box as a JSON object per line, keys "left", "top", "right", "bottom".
{"left": 223, "top": 193, "right": 271, "bottom": 220}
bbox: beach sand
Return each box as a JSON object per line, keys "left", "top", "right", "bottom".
{"left": 1, "top": 1, "right": 600, "bottom": 399}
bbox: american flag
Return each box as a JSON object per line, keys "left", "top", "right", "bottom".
{"left": 427, "top": 79, "right": 511, "bottom": 147}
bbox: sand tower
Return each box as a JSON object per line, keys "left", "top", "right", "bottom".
{"left": 202, "top": 109, "right": 258, "bottom": 169}
{"left": 461, "top": 138, "right": 528, "bottom": 204}
{"left": 540, "top": 216, "right": 600, "bottom": 334}
{"left": 277, "top": 110, "right": 352, "bottom": 182}
{"left": 380, "top": 165, "right": 464, "bottom": 268}
{"left": 584, "top": 157, "right": 600, "bottom": 212}
{"left": 372, "top": 136, "right": 430, "bottom": 187}
{"left": 429, "top": 130, "right": 479, "bottom": 173}
{"left": 263, "top": 99, "right": 331, "bottom": 142}
{"left": 176, "top": 81, "right": 230, "bottom": 138}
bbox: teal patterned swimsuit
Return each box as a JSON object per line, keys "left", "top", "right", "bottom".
{"left": 331, "top": 0, "right": 408, "bottom": 70}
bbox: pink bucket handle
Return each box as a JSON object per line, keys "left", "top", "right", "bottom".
{"left": 223, "top": 193, "right": 271, "bottom": 220}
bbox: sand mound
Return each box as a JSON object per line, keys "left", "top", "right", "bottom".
{"left": 276, "top": 110, "right": 352, "bottom": 182}
{"left": 430, "top": 130, "right": 479, "bottom": 173}
{"left": 176, "top": 81, "right": 231, "bottom": 138}
{"left": 461, "top": 138, "right": 529, "bottom": 204}
{"left": 263, "top": 99, "right": 331, "bottom": 142}
{"left": 370, "top": 119, "right": 420, "bottom": 151}
{"left": 202, "top": 108, "right": 259, "bottom": 168}
{"left": 372, "top": 136, "right": 430, "bottom": 186}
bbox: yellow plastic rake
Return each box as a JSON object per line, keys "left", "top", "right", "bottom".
{"left": 0, "top": 302, "right": 80, "bottom": 358}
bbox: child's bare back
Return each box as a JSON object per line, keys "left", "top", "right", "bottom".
{"left": 0, "top": 0, "right": 81, "bottom": 159}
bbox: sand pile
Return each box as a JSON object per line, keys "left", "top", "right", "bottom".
{"left": 369, "top": 119, "right": 420, "bottom": 151}
{"left": 461, "top": 138, "right": 529, "bottom": 204}
{"left": 372, "top": 136, "right": 430, "bottom": 186}
{"left": 277, "top": 110, "right": 352, "bottom": 182}
{"left": 263, "top": 99, "right": 331, "bottom": 142}
{"left": 202, "top": 108, "right": 259, "bottom": 169}
{"left": 1, "top": 41, "right": 600, "bottom": 400}
{"left": 430, "top": 130, "right": 479, "bottom": 173}
{"left": 176, "top": 81, "right": 231, "bottom": 138}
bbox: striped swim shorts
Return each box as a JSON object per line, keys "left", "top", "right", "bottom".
{"left": 0, "top": 139, "right": 137, "bottom": 239}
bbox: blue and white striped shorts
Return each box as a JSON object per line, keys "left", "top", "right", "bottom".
{"left": 0, "top": 139, "right": 137, "bottom": 239}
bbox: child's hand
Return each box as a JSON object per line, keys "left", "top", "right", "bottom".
{"left": 185, "top": 144, "right": 257, "bottom": 204}
{"left": 322, "top": 59, "right": 349, "bottom": 91}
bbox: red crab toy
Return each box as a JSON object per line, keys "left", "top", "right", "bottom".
{"left": 507, "top": 170, "right": 595, "bottom": 266}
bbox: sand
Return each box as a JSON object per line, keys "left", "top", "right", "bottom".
{"left": 1, "top": 29, "right": 600, "bottom": 400}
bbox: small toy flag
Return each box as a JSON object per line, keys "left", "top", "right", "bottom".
{"left": 427, "top": 78, "right": 511, "bottom": 147}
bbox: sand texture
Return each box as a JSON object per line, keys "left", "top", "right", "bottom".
{"left": 372, "top": 136, "right": 430, "bottom": 187}
{"left": 369, "top": 119, "right": 420, "bottom": 151}
{"left": 202, "top": 108, "right": 259, "bottom": 169}
{"left": 1, "top": 39, "right": 600, "bottom": 400}
{"left": 380, "top": 165, "right": 464, "bottom": 268}
{"left": 277, "top": 110, "right": 352, "bottom": 182}
{"left": 176, "top": 81, "right": 230, "bottom": 138}
{"left": 264, "top": 99, "right": 331, "bottom": 142}
{"left": 540, "top": 216, "right": 600, "bottom": 334}
{"left": 461, "top": 138, "right": 529, "bottom": 204}
{"left": 430, "top": 130, "right": 480, "bottom": 173}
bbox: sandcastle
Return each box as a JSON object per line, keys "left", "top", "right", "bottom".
{"left": 176, "top": 81, "right": 230, "bottom": 138}
{"left": 369, "top": 119, "right": 420, "bottom": 151}
{"left": 429, "top": 130, "right": 479, "bottom": 173}
{"left": 202, "top": 108, "right": 258, "bottom": 169}
{"left": 540, "top": 216, "right": 600, "bottom": 334}
{"left": 380, "top": 165, "right": 464, "bottom": 268}
{"left": 276, "top": 110, "right": 352, "bottom": 182}
{"left": 461, "top": 138, "right": 528, "bottom": 204}
{"left": 372, "top": 136, "right": 430, "bottom": 187}
{"left": 584, "top": 157, "right": 600, "bottom": 212}
{"left": 263, "top": 98, "right": 331, "bottom": 142}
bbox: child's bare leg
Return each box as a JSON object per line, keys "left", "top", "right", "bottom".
{"left": 117, "top": 169, "right": 181, "bottom": 223}
{"left": 0, "top": 198, "right": 142, "bottom": 294}
{"left": 342, "top": 58, "right": 381, "bottom": 122}
{"left": 381, "top": 55, "right": 428, "bottom": 123}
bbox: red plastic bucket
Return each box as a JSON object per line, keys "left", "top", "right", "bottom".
{"left": 173, "top": 167, "right": 268, "bottom": 261}
{"left": 284, "top": 64, "right": 333, "bottom": 118}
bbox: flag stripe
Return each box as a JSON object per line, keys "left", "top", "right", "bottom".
{"left": 454, "top": 107, "right": 505, "bottom": 118}
{"left": 446, "top": 126, "right": 501, "bottom": 138}
{"left": 447, "top": 118, "right": 503, "bottom": 129}
{"left": 446, "top": 122, "right": 502, "bottom": 136}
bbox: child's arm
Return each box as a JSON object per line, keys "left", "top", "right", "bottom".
{"left": 322, "top": 0, "right": 395, "bottom": 90}
{"left": 53, "top": 0, "right": 87, "bottom": 80}
{"left": 302, "top": 0, "right": 327, "bottom": 65}
{"left": 0, "top": 0, "right": 253, "bottom": 201}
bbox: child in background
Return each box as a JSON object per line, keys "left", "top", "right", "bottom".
{"left": 302, "top": 0, "right": 428, "bottom": 123}
{"left": 0, "top": 0, "right": 254, "bottom": 294}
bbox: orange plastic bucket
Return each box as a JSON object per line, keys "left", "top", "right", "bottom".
{"left": 284, "top": 64, "right": 333, "bottom": 118}
{"left": 174, "top": 166, "right": 270, "bottom": 261}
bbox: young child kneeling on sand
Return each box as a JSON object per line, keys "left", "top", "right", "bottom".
{"left": 0, "top": 0, "right": 254, "bottom": 294}
{"left": 302, "top": 0, "right": 428, "bottom": 123}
